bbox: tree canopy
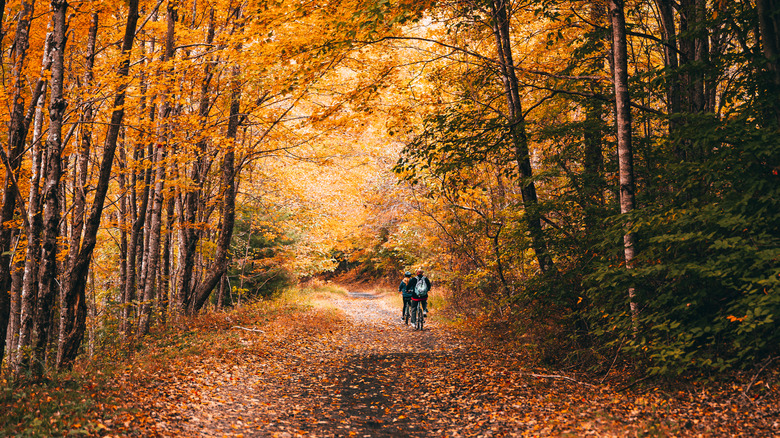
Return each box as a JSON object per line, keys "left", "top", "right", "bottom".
{"left": 1, "top": 0, "right": 778, "bottom": 378}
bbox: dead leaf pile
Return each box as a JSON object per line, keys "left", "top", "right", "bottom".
{"left": 110, "top": 291, "right": 778, "bottom": 437}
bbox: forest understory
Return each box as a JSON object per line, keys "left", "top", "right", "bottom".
{"left": 2, "top": 285, "right": 778, "bottom": 437}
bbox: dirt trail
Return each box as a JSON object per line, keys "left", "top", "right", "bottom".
{"left": 165, "top": 290, "right": 475, "bottom": 437}
{"left": 150, "top": 291, "right": 778, "bottom": 438}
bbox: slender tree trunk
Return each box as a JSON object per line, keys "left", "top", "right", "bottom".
{"left": 178, "top": 7, "right": 215, "bottom": 313}
{"left": 756, "top": 0, "right": 780, "bottom": 124}
{"left": 138, "top": 0, "right": 177, "bottom": 337}
{"left": 654, "top": 0, "right": 681, "bottom": 133}
{"left": 117, "top": 141, "right": 128, "bottom": 326}
{"left": 87, "top": 267, "right": 95, "bottom": 358}
{"left": 137, "top": 145, "right": 165, "bottom": 337}
{"left": 489, "top": 0, "right": 552, "bottom": 273}
{"left": 0, "top": 0, "right": 36, "bottom": 368}
{"left": 217, "top": 273, "right": 227, "bottom": 310}
{"left": 190, "top": 12, "right": 242, "bottom": 312}
{"left": 16, "top": 59, "right": 50, "bottom": 372}
{"left": 160, "top": 192, "right": 175, "bottom": 323}
{"left": 6, "top": 245, "right": 24, "bottom": 366}
{"left": 582, "top": 1, "right": 607, "bottom": 235}
{"left": 56, "top": 0, "right": 140, "bottom": 369}
{"left": 35, "top": 0, "right": 69, "bottom": 375}
{"left": 122, "top": 31, "right": 154, "bottom": 338}
{"left": 122, "top": 142, "right": 148, "bottom": 337}
{"left": 57, "top": 11, "right": 98, "bottom": 368}
{"left": 137, "top": 132, "right": 155, "bottom": 322}
{"left": 608, "top": 0, "right": 639, "bottom": 331}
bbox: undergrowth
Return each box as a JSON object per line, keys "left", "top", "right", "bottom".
{"left": 0, "top": 285, "right": 331, "bottom": 437}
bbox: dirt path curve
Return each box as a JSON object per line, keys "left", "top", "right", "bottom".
{"left": 150, "top": 290, "right": 776, "bottom": 437}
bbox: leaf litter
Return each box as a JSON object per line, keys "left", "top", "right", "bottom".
{"left": 111, "top": 290, "right": 778, "bottom": 437}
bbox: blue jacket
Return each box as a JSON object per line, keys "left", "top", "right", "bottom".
{"left": 399, "top": 278, "right": 413, "bottom": 298}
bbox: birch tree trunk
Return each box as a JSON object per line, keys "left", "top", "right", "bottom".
{"left": 15, "top": 43, "right": 52, "bottom": 371}
{"left": 0, "top": 0, "right": 36, "bottom": 369}
{"left": 608, "top": 0, "right": 639, "bottom": 332}
{"left": 35, "top": 0, "right": 69, "bottom": 375}
{"left": 178, "top": 7, "right": 215, "bottom": 313}
{"left": 138, "top": 0, "right": 178, "bottom": 337}
{"left": 160, "top": 192, "right": 175, "bottom": 323}
{"left": 56, "top": 0, "right": 140, "bottom": 369}
{"left": 57, "top": 11, "right": 98, "bottom": 368}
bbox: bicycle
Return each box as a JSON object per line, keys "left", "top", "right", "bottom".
{"left": 412, "top": 301, "right": 424, "bottom": 331}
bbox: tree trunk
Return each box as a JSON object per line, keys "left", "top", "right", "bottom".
{"left": 137, "top": 144, "right": 166, "bottom": 337}
{"left": 57, "top": 11, "right": 98, "bottom": 369}
{"left": 137, "top": 132, "right": 155, "bottom": 322}
{"left": 608, "top": 0, "right": 639, "bottom": 331}
{"left": 122, "top": 142, "right": 148, "bottom": 337}
{"left": 582, "top": 1, "right": 608, "bottom": 235}
{"left": 190, "top": 17, "right": 242, "bottom": 312}
{"left": 160, "top": 192, "right": 175, "bottom": 323}
{"left": 56, "top": 0, "right": 140, "bottom": 369}
{"left": 654, "top": 0, "right": 681, "bottom": 131}
{"left": 489, "top": 0, "right": 552, "bottom": 273}
{"left": 117, "top": 141, "right": 129, "bottom": 328}
{"left": 217, "top": 273, "right": 228, "bottom": 310}
{"left": 178, "top": 7, "right": 215, "bottom": 314}
{"left": 756, "top": 0, "right": 780, "bottom": 124}
{"left": 138, "top": 0, "right": 177, "bottom": 337}
{"left": 6, "top": 244, "right": 24, "bottom": 366}
{"left": 35, "top": 0, "right": 69, "bottom": 375}
{"left": 0, "top": 0, "right": 36, "bottom": 369}
{"left": 15, "top": 54, "right": 51, "bottom": 372}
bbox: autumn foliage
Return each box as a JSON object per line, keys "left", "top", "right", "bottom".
{"left": 0, "top": 0, "right": 778, "bottom": 421}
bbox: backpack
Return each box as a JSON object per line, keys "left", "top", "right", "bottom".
{"left": 414, "top": 276, "right": 429, "bottom": 297}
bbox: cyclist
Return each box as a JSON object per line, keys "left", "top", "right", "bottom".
{"left": 408, "top": 269, "right": 431, "bottom": 324}
{"left": 399, "top": 271, "right": 413, "bottom": 322}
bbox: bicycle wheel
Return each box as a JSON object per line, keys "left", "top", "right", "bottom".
{"left": 415, "top": 306, "right": 424, "bottom": 331}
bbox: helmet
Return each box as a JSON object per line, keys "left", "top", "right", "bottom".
{"left": 404, "top": 271, "right": 412, "bottom": 277}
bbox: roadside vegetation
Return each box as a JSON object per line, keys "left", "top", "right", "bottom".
{"left": 0, "top": 284, "right": 342, "bottom": 437}
{"left": 3, "top": 283, "right": 777, "bottom": 436}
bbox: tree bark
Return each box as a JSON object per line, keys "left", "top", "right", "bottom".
{"left": 57, "top": 11, "right": 98, "bottom": 369}
{"left": 35, "top": 0, "right": 69, "bottom": 375}
{"left": 190, "top": 14, "right": 242, "bottom": 312}
{"left": 56, "top": 0, "right": 140, "bottom": 369}
{"left": 655, "top": 0, "right": 681, "bottom": 130}
{"left": 15, "top": 46, "right": 51, "bottom": 372}
{"left": 582, "top": 1, "right": 607, "bottom": 235}
{"left": 138, "top": 0, "right": 177, "bottom": 337}
{"left": 178, "top": 7, "right": 215, "bottom": 314}
{"left": 160, "top": 192, "right": 175, "bottom": 323}
{"left": 117, "top": 140, "right": 129, "bottom": 329}
{"left": 122, "top": 142, "right": 149, "bottom": 337}
{"left": 608, "top": 0, "right": 639, "bottom": 331}
{"left": 0, "top": 0, "right": 36, "bottom": 369}
{"left": 756, "top": 0, "right": 780, "bottom": 124}
{"left": 489, "top": 0, "right": 552, "bottom": 273}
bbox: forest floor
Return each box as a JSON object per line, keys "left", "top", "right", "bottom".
{"left": 107, "top": 286, "right": 778, "bottom": 438}
{"left": 4, "top": 285, "right": 778, "bottom": 437}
